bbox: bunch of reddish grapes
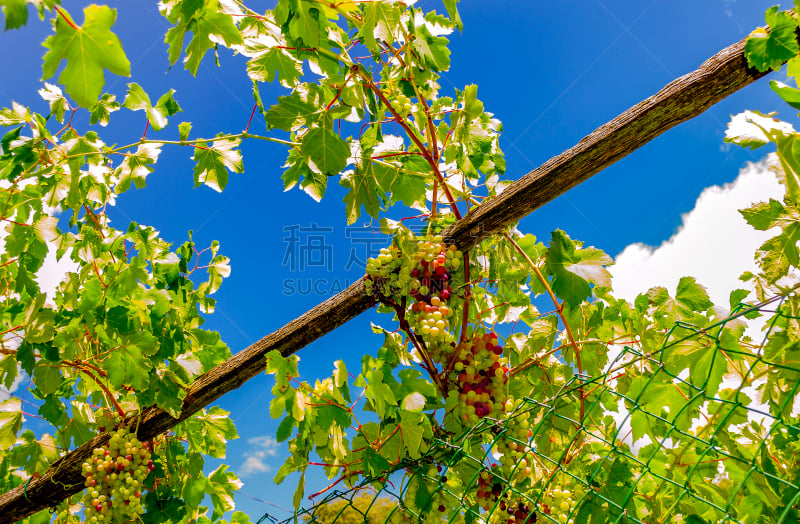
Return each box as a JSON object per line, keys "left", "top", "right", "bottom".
{"left": 81, "top": 426, "right": 154, "bottom": 523}
{"left": 407, "top": 240, "right": 461, "bottom": 343}
{"left": 444, "top": 332, "right": 510, "bottom": 426}
{"left": 365, "top": 235, "right": 463, "bottom": 347}
{"left": 474, "top": 468, "right": 535, "bottom": 523}
{"left": 476, "top": 468, "right": 505, "bottom": 511}
{"left": 495, "top": 499, "right": 535, "bottom": 524}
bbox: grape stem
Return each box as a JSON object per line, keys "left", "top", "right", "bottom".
{"left": 503, "top": 232, "right": 586, "bottom": 447}
{"left": 381, "top": 295, "right": 447, "bottom": 396}
{"left": 355, "top": 68, "right": 463, "bottom": 220}
{"left": 69, "top": 363, "right": 125, "bottom": 417}
{"left": 458, "top": 250, "right": 471, "bottom": 345}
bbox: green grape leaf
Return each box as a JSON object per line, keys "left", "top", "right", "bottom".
{"left": 771, "top": 80, "right": 800, "bottom": 111}
{"left": 757, "top": 224, "right": 800, "bottom": 283}
{"left": 377, "top": 156, "right": 428, "bottom": 208}
{"left": 442, "top": 0, "right": 462, "bottom": 31}
{"left": 207, "top": 255, "right": 231, "bottom": 294}
{"left": 264, "top": 92, "right": 317, "bottom": 132}
{"left": 247, "top": 47, "right": 302, "bottom": 87}
{"left": 276, "top": 415, "right": 294, "bottom": 442}
{"left": 302, "top": 127, "right": 350, "bottom": 176}
{"left": 299, "top": 166, "right": 327, "bottom": 202}
{"left": 545, "top": 230, "right": 612, "bottom": 307}
{"left": 340, "top": 166, "right": 383, "bottom": 224}
{"left": 399, "top": 410, "right": 425, "bottom": 459}
{"left": 62, "top": 401, "right": 97, "bottom": 448}
{"left": 24, "top": 294, "right": 54, "bottom": 344}
{"left": 292, "top": 471, "right": 305, "bottom": 510}
{"left": 0, "top": 0, "right": 26, "bottom": 30}
{"left": 287, "top": 3, "right": 322, "bottom": 48}
{"left": 663, "top": 338, "right": 727, "bottom": 398}
{"left": 675, "top": 277, "right": 713, "bottom": 312}
{"left": 333, "top": 360, "right": 347, "bottom": 388}
{"left": 0, "top": 399, "right": 23, "bottom": 450}
{"left": 744, "top": 7, "right": 799, "bottom": 72}
{"left": 177, "top": 407, "right": 238, "bottom": 459}
{"left": 292, "top": 390, "right": 306, "bottom": 422}
{"left": 122, "top": 83, "right": 182, "bottom": 131}
{"left": 728, "top": 288, "right": 751, "bottom": 312}
{"left": 115, "top": 143, "right": 161, "bottom": 193}
{"left": 788, "top": 55, "right": 800, "bottom": 85}
{"left": 411, "top": 22, "right": 451, "bottom": 71}
{"left": 37, "top": 83, "right": 67, "bottom": 123}
{"left": 32, "top": 365, "right": 61, "bottom": 396}
{"left": 8, "top": 431, "right": 59, "bottom": 474}
{"left": 182, "top": 474, "right": 209, "bottom": 510}
{"left": 162, "top": 0, "right": 243, "bottom": 75}
{"left": 9, "top": 430, "right": 58, "bottom": 475}
{"left": 105, "top": 345, "right": 152, "bottom": 391}
{"left": 775, "top": 133, "right": 800, "bottom": 202}
{"left": 179, "top": 121, "right": 192, "bottom": 141}
{"left": 88, "top": 93, "right": 120, "bottom": 126}
{"left": 360, "top": 3, "right": 401, "bottom": 53}
{"left": 0, "top": 356, "right": 17, "bottom": 389}
{"left": 193, "top": 136, "right": 243, "bottom": 192}
{"left": 42, "top": 5, "right": 131, "bottom": 107}
{"left": 739, "top": 199, "right": 785, "bottom": 230}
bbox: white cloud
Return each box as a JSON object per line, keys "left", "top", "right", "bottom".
{"left": 604, "top": 157, "right": 797, "bottom": 453}
{"left": 36, "top": 247, "right": 79, "bottom": 304}
{"left": 610, "top": 157, "right": 784, "bottom": 307}
{"left": 238, "top": 435, "right": 280, "bottom": 477}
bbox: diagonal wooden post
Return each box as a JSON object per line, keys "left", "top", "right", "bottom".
{"left": 0, "top": 32, "right": 773, "bottom": 523}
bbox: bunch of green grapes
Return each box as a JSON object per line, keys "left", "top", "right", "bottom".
{"left": 445, "top": 332, "right": 510, "bottom": 427}
{"left": 493, "top": 401, "right": 535, "bottom": 483}
{"left": 536, "top": 475, "right": 583, "bottom": 524}
{"left": 365, "top": 244, "right": 404, "bottom": 298}
{"left": 381, "top": 81, "right": 413, "bottom": 117}
{"left": 81, "top": 426, "right": 154, "bottom": 523}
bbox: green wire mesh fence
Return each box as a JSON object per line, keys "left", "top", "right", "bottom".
{"left": 266, "top": 289, "right": 800, "bottom": 524}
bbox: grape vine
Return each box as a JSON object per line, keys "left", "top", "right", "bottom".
{"left": 0, "top": 2, "right": 800, "bottom": 524}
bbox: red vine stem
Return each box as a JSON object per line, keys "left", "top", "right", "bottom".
{"left": 410, "top": 79, "right": 439, "bottom": 164}
{"left": 0, "top": 219, "right": 31, "bottom": 227}
{"left": 0, "top": 324, "right": 23, "bottom": 337}
{"left": 458, "top": 251, "right": 471, "bottom": 345}
{"left": 66, "top": 363, "right": 125, "bottom": 417}
{"left": 382, "top": 295, "right": 446, "bottom": 395}
{"left": 0, "top": 258, "right": 19, "bottom": 268}
{"left": 54, "top": 6, "right": 79, "bottom": 31}
{"left": 308, "top": 470, "right": 364, "bottom": 500}
{"left": 356, "top": 69, "right": 462, "bottom": 220}
{"left": 325, "top": 72, "right": 353, "bottom": 111}
{"left": 245, "top": 103, "right": 258, "bottom": 133}
{"left": 503, "top": 232, "right": 585, "bottom": 427}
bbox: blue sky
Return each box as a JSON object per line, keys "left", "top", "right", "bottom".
{"left": 0, "top": 0, "right": 791, "bottom": 520}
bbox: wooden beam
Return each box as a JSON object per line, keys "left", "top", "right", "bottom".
{"left": 0, "top": 32, "right": 771, "bottom": 523}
